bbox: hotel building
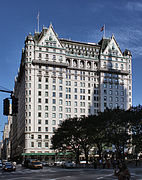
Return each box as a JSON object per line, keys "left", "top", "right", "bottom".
{"left": 11, "top": 24, "right": 132, "bottom": 160}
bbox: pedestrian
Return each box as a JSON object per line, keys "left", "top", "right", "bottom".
{"left": 106, "top": 159, "right": 110, "bottom": 169}
{"left": 102, "top": 159, "right": 106, "bottom": 169}
{"left": 93, "top": 159, "right": 97, "bottom": 169}
{"left": 114, "top": 163, "right": 131, "bottom": 180}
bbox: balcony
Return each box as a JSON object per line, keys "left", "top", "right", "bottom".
{"left": 100, "top": 67, "right": 129, "bottom": 75}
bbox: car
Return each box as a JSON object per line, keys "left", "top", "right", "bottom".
{"left": 29, "top": 161, "right": 43, "bottom": 169}
{"left": 0, "top": 162, "right": 2, "bottom": 168}
{"left": 3, "top": 162, "right": 16, "bottom": 171}
{"left": 62, "top": 161, "right": 76, "bottom": 168}
{"left": 42, "top": 161, "right": 49, "bottom": 166}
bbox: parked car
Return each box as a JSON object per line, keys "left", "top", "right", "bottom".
{"left": 0, "top": 162, "right": 2, "bottom": 168}
{"left": 29, "top": 161, "right": 43, "bottom": 169}
{"left": 3, "top": 162, "right": 16, "bottom": 171}
{"left": 62, "top": 161, "right": 76, "bottom": 168}
{"left": 42, "top": 161, "right": 49, "bottom": 166}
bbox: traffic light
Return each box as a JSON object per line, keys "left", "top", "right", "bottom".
{"left": 3, "top": 98, "right": 10, "bottom": 116}
{"left": 12, "top": 96, "right": 18, "bottom": 115}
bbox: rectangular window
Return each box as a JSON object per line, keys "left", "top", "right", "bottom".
{"left": 52, "top": 120, "right": 56, "bottom": 125}
{"left": 59, "top": 113, "right": 62, "bottom": 118}
{"left": 45, "top": 142, "right": 48, "bottom": 147}
{"left": 38, "top": 142, "right": 42, "bottom": 147}
{"left": 31, "top": 142, "right": 34, "bottom": 147}
{"left": 45, "top": 135, "right": 48, "bottom": 139}
{"left": 53, "top": 99, "right": 56, "bottom": 104}
{"left": 52, "top": 113, "right": 56, "bottom": 118}
{"left": 38, "top": 119, "right": 41, "bottom": 124}
{"left": 45, "top": 113, "right": 48, "bottom": 118}
{"left": 45, "top": 120, "right": 48, "bottom": 124}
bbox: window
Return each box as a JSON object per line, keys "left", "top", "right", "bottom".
{"left": 31, "top": 142, "right": 34, "bottom": 147}
{"left": 38, "top": 119, "right": 41, "bottom": 124}
{"left": 53, "top": 92, "right": 56, "bottom": 97}
{"left": 38, "top": 135, "right": 42, "bottom": 139}
{"left": 109, "top": 97, "right": 113, "bottom": 102}
{"left": 45, "top": 85, "right": 48, "bottom": 89}
{"left": 45, "top": 120, "right": 48, "bottom": 124}
{"left": 59, "top": 93, "right": 62, "bottom": 98}
{"left": 38, "top": 142, "right": 42, "bottom": 147}
{"left": 115, "top": 97, "right": 118, "bottom": 102}
{"left": 38, "top": 112, "right": 41, "bottom": 117}
{"left": 109, "top": 103, "right": 113, "bottom": 108}
{"left": 52, "top": 85, "right": 56, "bottom": 90}
{"left": 45, "top": 127, "right": 48, "bottom": 132}
{"left": 45, "top": 113, "right": 48, "bottom": 118}
{"left": 59, "top": 106, "right": 62, "bottom": 112}
{"left": 38, "top": 127, "right": 41, "bottom": 131}
{"left": 31, "top": 135, "right": 34, "bottom": 139}
{"left": 52, "top": 120, "right": 56, "bottom": 125}
{"left": 59, "top": 86, "right": 63, "bottom": 91}
{"left": 45, "top": 92, "right": 48, "bottom": 97}
{"left": 59, "top": 79, "right": 62, "bottom": 84}
{"left": 38, "top": 105, "right": 41, "bottom": 110}
{"left": 59, "top": 99, "right": 63, "bottom": 105}
{"left": 45, "top": 106, "right": 48, "bottom": 111}
{"left": 38, "top": 84, "right": 42, "bottom": 89}
{"left": 59, "top": 113, "right": 62, "bottom": 118}
{"left": 45, "top": 77, "right": 48, "bottom": 82}
{"left": 45, "top": 135, "right": 48, "bottom": 139}
{"left": 52, "top": 113, "right": 56, "bottom": 118}
{"left": 109, "top": 90, "right": 112, "bottom": 95}
{"left": 121, "top": 97, "right": 124, "bottom": 102}
{"left": 104, "top": 90, "right": 107, "bottom": 94}
{"left": 104, "top": 83, "right": 107, "bottom": 88}
{"left": 104, "top": 96, "right": 107, "bottom": 101}
{"left": 52, "top": 106, "right": 56, "bottom": 111}
{"left": 45, "top": 142, "right": 48, "bottom": 147}
{"left": 115, "top": 85, "right": 118, "bottom": 89}
{"left": 53, "top": 99, "right": 56, "bottom": 104}
{"left": 45, "top": 99, "right": 48, "bottom": 103}
{"left": 53, "top": 78, "right": 56, "bottom": 83}
{"left": 38, "top": 91, "right": 41, "bottom": 96}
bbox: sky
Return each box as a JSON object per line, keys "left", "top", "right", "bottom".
{"left": 0, "top": 0, "right": 142, "bottom": 140}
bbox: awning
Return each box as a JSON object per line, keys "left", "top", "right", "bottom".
{"left": 22, "top": 153, "right": 56, "bottom": 156}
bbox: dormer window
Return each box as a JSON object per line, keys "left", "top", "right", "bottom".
{"left": 53, "top": 55, "right": 56, "bottom": 60}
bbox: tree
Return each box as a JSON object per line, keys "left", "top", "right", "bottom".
{"left": 52, "top": 117, "right": 83, "bottom": 164}
{"left": 104, "top": 108, "right": 131, "bottom": 160}
{"left": 131, "top": 105, "right": 142, "bottom": 166}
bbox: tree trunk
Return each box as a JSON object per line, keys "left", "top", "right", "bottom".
{"left": 97, "top": 144, "right": 102, "bottom": 160}
{"left": 84, "top": 148, "right": 89, "bottom": 165}
{"left": 75, "top": 147, "right": 80, "bottom": 165}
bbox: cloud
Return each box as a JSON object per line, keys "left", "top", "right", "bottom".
{"left": 126, "top": 1, "right": 142, "bottom": 12}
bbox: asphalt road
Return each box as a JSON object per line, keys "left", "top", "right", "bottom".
{"left": 0, "top": 165, "right": 142, "bottom": 180}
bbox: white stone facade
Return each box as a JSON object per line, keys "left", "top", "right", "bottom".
{"left": 11, "top": 24, "right": 132, "bottom": 157}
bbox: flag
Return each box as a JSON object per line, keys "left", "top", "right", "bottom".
{"left": 100, "top": 25, "right": 104, "bottom": 32}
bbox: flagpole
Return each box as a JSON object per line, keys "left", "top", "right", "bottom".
{"left": 104, "top": 24, "right": 105, "bottom": 38}
{"left": 37, "top": 12, "right": 40, "bottom": 32}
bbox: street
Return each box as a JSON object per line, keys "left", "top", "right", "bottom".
{"left": 0, "top": 165, "right": 142, "bottom": 180}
